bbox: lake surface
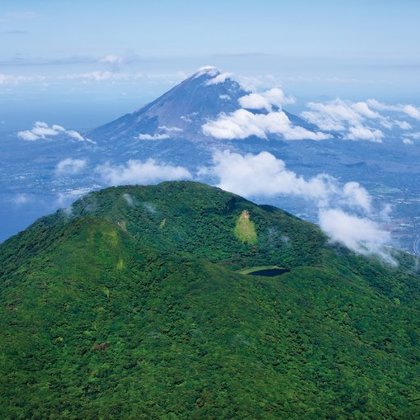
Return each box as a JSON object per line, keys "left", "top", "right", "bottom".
{"left": 247, "top": 268, "right": 290, "bottom": 277}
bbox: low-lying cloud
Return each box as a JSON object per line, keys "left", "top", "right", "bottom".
{"left": 56, "top": 187, "right": 92, "bottom": 209}
{"left": 301, "top": 98, "right": 420, "bottom": 142}
{"left": 137, "top": 126, "right": 183, "bottom": 140}
{"left": 202, "top": 84, "right": 327, "bottom": 141}
{"left": 206, "top": 72, "right": 233, "bottom": 86}
{"left": 301, "top": 99, "right": 386, "bottom": 142}
{"left": 367, "top": 99, "right": 420, "bottom": 121}
{"left": 97, "top": 159, "right": 192, "bottom": 186}
{"left": 203, "top": 109, "right": 329, "bottom": 140}
{"left": 238, "top": 88, "right": 295, "bottom": 111}
{"left": 319, "top": 208, "right": 392, "bottom": 261}
{"left": 0, "top": 73, "right": 44, "bottom": 85}
{"left": 204, "top": 150, "right": 371, "bottom": 211}
{"left": 137, "top": 133, "right": 170, "bottom": 140}
{"left": 55, "top": 158, "right": 87, "bottom": 175}
{"left": 18, "top": 121, "right": 91, "bottom": 142}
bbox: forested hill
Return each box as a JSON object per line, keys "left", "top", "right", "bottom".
{"left": 0, "top": 181, "right": 418, "bottom": 418}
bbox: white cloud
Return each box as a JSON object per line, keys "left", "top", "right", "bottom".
{"left": 137, "top": 133, "right": 170, "bottom": 140}
{"left": 97, "top": 159, "right": 192, "bottom": 186}
{"left": 56, "top": 158, "right": 87, "bottom": 175}
{"left": 193, "top": 66, "right": 220, "bottom": 78}
{"left": 202, "top": 109, "right": 329, "bottom": 141}
{"left": 206, "top": 72, "right": 233, "bottom": 86}
{"left": 122, "top": 193, "right": 135, "bottom": 207}
{"left": 66, "top": 130, "right": 86, "bottom": 141}
{"left": 56, "top": 70, "right": 186, "bottom": 85}
{"left": 204, "top": 150, "right": 371, "bottom": 212}
{"left": 137, "top": 125, "right": 183, "bottom": 140}
{"left": 347, "top": 126, "right": 384, "bottom": 142}
{"left": 158, "top": 125, "right": 183, "bottom": 133}
{"left": 238, "top": 88, "right": 295, "bottom": 111}
{"left": 351, "top": 101, "right": 382, "bottom": 119}
{"left": 300, "top": 98, "right": 420, "bottom": 141}
{"left": 302, "top": 99, "right": 363, "bottom": 131}
{"left": 402, "top": 104, "right": 420, "bottom": 120}
{"left": 301, "top": 99, "right": 388, "bottom": 142}
{"left": 204, "top": 150, "right": 331, "bottom": 201}
{"left": 100, "top": 54, "right": 124, "bottom": 64}
{"left": 17, "top": 121, "right": 90, "bottom": 142}
{"left": 407, "top": 132, "right": 420, "bottom": 139}
{"left": 365, "top": 99, "right": 399, "bottom": 112}
{"left": 342, "top": 182, "right": 372, "bottom": 213}
{"left": 17, "top": 130, "right": 40, "bottom": 141}
{"left": 234, "top": 74, "right": 280, "bottom": 92}
{"left": 0, "top": 73, "right": 43, "bottom": 85}
{"left": 56, "top": 187, "right": 92, "bottom": 208}
{"left": 402, "top": 138, "right": 414, "bottom": 145}
{"left": 0, "top": 70, "right": 185, "bottom": 87}
{"left": 395, "top": 120, "right": 412, "bottom": 130}
{"left": 64, "top": 71, "right": 117, "bottom": 82}
{"left": 367, "top": 99, "right": 420, "bottom": 121}
{"left": 318, "top": 208, "right": 393, "bottom": 262}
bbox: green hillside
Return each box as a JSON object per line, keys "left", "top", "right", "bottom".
{"left": 0, "top": 181, "right": 419, "bottom": 418}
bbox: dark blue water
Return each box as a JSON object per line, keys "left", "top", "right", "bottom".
{"left": 248, "top": 268, "right": 289, "bottom": 277}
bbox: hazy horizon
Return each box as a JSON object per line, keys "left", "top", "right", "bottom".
{"left": 1, "top": 0, "right": 420, "bottom": 130}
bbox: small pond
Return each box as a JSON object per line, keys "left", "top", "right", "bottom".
{"left": 246, "top": 268, "right": 290, "bottom": 277}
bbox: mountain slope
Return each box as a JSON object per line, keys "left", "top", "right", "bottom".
{"left": 0, "top": 181, "right": 419, "bottom": 418}
{"left": 90, "top": 67, "right": 247, "bottom": 142}
{"left": 90, "top": 67, "right": 319, "bottom": 143}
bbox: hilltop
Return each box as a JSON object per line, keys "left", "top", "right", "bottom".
{"left": 0, "top": 181, "right": 418, "bottom": 418}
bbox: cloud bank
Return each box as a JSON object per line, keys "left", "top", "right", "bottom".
{"left": 301, "top": 99, "right": 385, "bottom": 142}
{"left": 198, "top": 71, "right": 419, "bottom": 144}
{"left": 205, "top": 150, "right": 371, "bottom": 211}
{"left": 206, "top": 72, "right": 233, "bottom": 86}
{"left": 302, "top": 98, "right": 420, "bottom": 142}
{"left": 0, "top": 73, "right": 45, "bottom": 85}
{"left": 367, "top": 99, "right": 420, "bottom": 121}
{"left": 17, "top": 122, "right": 91, "bottom": 142}
{"left": 203, "top": 109, "right": 329, "bottom": 140}
{"left": 318, "top": 208, "right": 392, "bottom": 260}
{"left": 238, "top": 88, "right": 295, "bottom": 111}
{"left": 97, "top": 159, "right": 192, "bottom": 186}
{"left": 202, "top": 85, "right": 328, "bottom": 141}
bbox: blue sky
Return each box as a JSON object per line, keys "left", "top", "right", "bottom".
{"left": 1, "top": 0, "right": 419, "bottom": 130}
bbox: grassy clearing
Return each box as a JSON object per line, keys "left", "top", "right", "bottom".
{"left": 234, "top": 210, "right": 257, "bottom": 244}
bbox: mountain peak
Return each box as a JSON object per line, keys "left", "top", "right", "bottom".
{"left": 91, "top": 66, "right": 247, "bottom": 142}
{"left": 192, "top": 65, "right": 221, "bottom": 78}
{"left": 90, "top": 66, "right": 315, "bottom": 143}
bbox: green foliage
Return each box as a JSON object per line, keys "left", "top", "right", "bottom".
{"left": 0, "top": 181, "right": 419, "bottom": 418}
